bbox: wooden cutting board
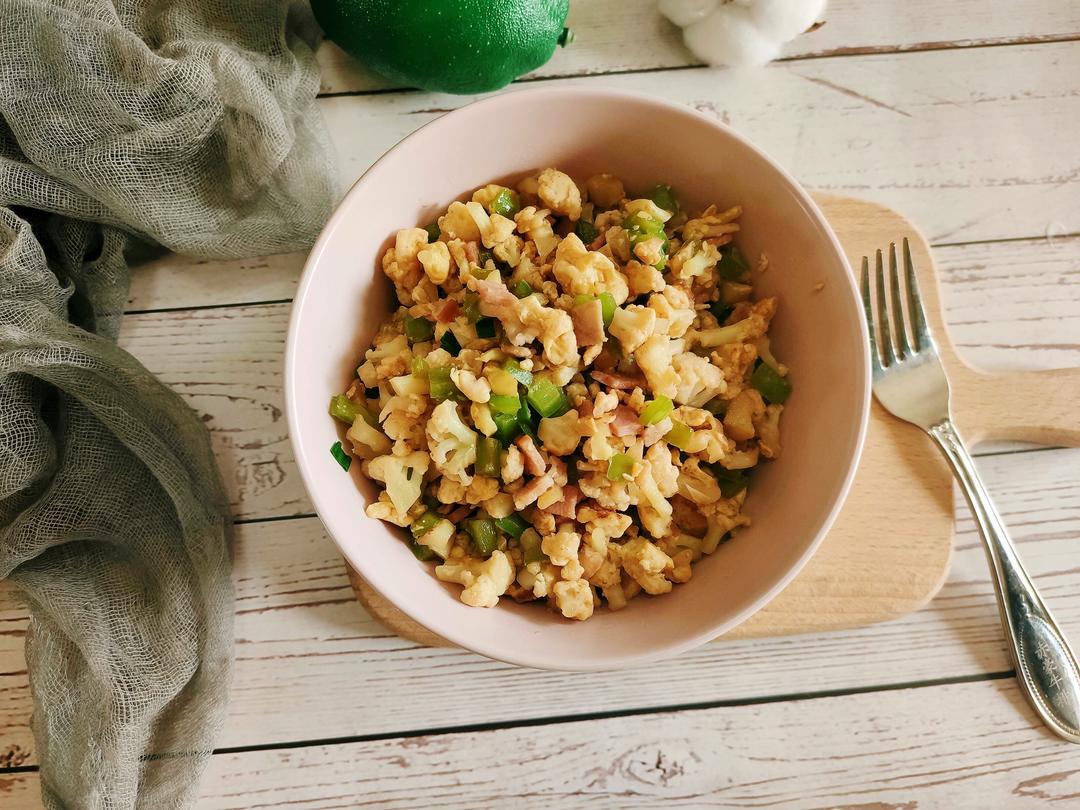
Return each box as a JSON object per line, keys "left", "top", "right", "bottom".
{"left": 345, "top": 194, "right": 1080, "bottom": 646}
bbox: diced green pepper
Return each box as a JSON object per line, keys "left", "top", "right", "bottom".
{"left": 330, "top": 441, "right": 351, "bottom": 472}
{"left": 664, "top": 420, "right": 692, "bottom": 450}
{"left": 623, "top": 212, "right": 668, "bottom": 249}
{"left": 475, "top": 317, "right": 498, "bottom": 339}
{"left": 517, "top": 393, "right": 539, "bottom": 440}
{"left": 513, "top": 280, "right": 533, "bottom": 299}
{"left": 575, "top": 219, "right": 598, "bottom": 244}
{"left": 504, "top": 359, "right": 533, "bottom": 386}
{"left": 490, "top": 188, "right": 521, "bottom": 218}
{"left": 572, "top": 293, "right": 595, "bottom": 307}
{"left": 410, "top": 511, "right": 443, "bottom": 538}
{"left": 424, "top": 221, "right": 441, "bottom": 242}
{"left": 475, "top": 437, "right": 502, "bottom": 478}
{"left": 440, "top": 330, "right": 462, "bottom": 356}
{"left": 520, "top": 528, "right": 546, "bottom": 565}
{"left": 750, "top": 361, "right": 792, "bottom": 404}
{"left": 411, "top": 357, "right": 428, "bottom": 377}
{"left": 463, "top": 291, "right": 482, "bottom": 324}
{"left": 466, "top": 519, "right": 499, "bottom": 555}
{"left": 599, "top": 292, "right": 616, "bottom": 329}
{"left": 408, "top": 540, "right": 436, "bottom": 561}
{"left": 526, "top": 378, "right": 570, "bottom": 419}
{"left": 427, "top": 367, "right": 463, "bottom": 402}
{"left": 492, "top": 411, "right": 521, "bottom": 446}
{"left": 404, "top": 315, "right": 435, "bottom": 343}
{"left": 479, "top": 246, "right": 496, "bottom": 267}
{"left": 646, "top": 183, "right": 678, "bottom": 214}
{"left": 717, "top": 245, "right": 749, "bottom": 281}
{"left": 470, "top": 262, "right": 494, "bottom": 279}
{"left": 494, "top": 513, "right": 530, "bottom": 540}
{"left": 606, "top": 453, "right": 634, "bottom": 482}
{"left": 489, "top": 394, "right": 522, "bottom": 415}
{"left": 639, "top": 395, "right": 674, "bottom": 425}
{"left": 712, "top": 467, "right": 748, "bottom": 498}
{"left": 328, "top": 394, "right": 361, "bottom": 425}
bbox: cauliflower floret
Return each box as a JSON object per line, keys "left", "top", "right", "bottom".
{"left": 578, "top": 465, "right": 632, "bottom": 511}
{"left": 450, "top": 368, "right": 491, "bottom": 403}
{"left": 538, "top": 409, "right": 582, "bottom": 456}
{"left": 682, "top": 205, "right": 742, "bottom": 241}
{"left": 552, "top": 233, "right": 630, "bottom": 304}
{"left": 635, "top": 335, "right": 682, "bottom": 400}
{"left": 435, "top": 550, "right": 515, "bottom": 608}
{"left": 580, "top": 416, "right": 616, "bottom": 462}
{"left": 756, "top": 403, "right": 783, "bottom": 459}
{"left": 417, "top": 519, "right": 455, "bottom": 559}
{"left": 357, "top": 333, "right": 410, "bottom": 387}
{"left": 700, "top": 492, "right": 751, "bottom": 554}
{"left": 438, "top": 201, "right": 482, "bottom": 241}
{"left": 633, "top": 443, "right": 679, "bottom": 538}
{"left": 381, "top": 395, "right": 428, "bottom": 446}
{"left": 365, "top": 491, "right": 414, "bottom": 527}
{"left": 541, "top": 527, "right": 581, "bottom": 567}
{"left": 604, "top": 226, "right": 632, "bottom": 263}
{"left": 464, "top": 476, "right": 500, "bottom": 504}
{"left": 436, "top": 476, "right": 466, "bottom": 505}
{"left": 668, "top": 548, "right": 693, "bottom": 583}
{"left": 346, "top": 417, "right": 392, "bottom": 458}
{"left": 621, "top": 537, "right": 673, "bottom": 595}
{"left": 516, "top": 561, "right": 559, "bottom": 600}
{"left": 585, "top": 173, "right": 625, "bottom": 209}
{"left": 672, "top": 352, "right": 727, "bottom": 407}
{"left": 692, "top": 298, "right": 776, "bottom": 347}
{"left": 608, "top": 305, "right": 657, "bottom": 355}
{"left": 588, "top": 542, "right": 628, "bottom": 609}
{"left": 553, "top": 579, "right": 594, "bottom": 620}
{"left": 677, "top": 458, "right": 724, "bottom": 505}
{"left": 417, "top": 241, "right": 451, "bottom": 286}
{"left": 483, "top": 492, "right": 516, "bottom": 519}
{"left": 426, "top": 400, "right": 478, "bottom": 484}
{"left": 366, "top": 451, "right": 429, "bottom": 517}
{"left": 624, "top": 260, "right": 666, "bottom": 297}
{"left": 723, "top": 388, "right": 765, "bottom": 441}
{"left": 537, "top": 168, "right": 582, "bottom": 221}
{"left": 463, "top": 201, "right": 517, "bottom": 249}
{"left": 501, "top": 444, "right": 524, "bottom": 483}
{"left": 515, "top": 206, "right": 560, "bottom": 261}
{"left": 624, "top": 198, "right": 673, "bottom": 223}
{"left": 471, "top": 402, "right": 497, "bottom": 437}
{"left": 677, "top": 408, "right": 734, "bottom": 463}
{"left": 577, "top": 505, "right": 633, "bottom": 551}
{"left": 649, "top": 286, "right": 696, "bottom": 338}
{"left": 470, "top": 275, "right": 577, "bottom": 366}
{"left": 380, "top": 228, "right": 429, "bottom": 300}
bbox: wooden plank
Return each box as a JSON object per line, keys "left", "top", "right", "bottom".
{"left": 128, "top": 41, "right": 1080, "bottom": 313}
{"left": 2, "top": 446, "right": 1078, "bottom": 763}
{"left": 313, "top": 0, "right": 1080, "bottom": 95}
{"left": 6, "top": 679, "right": 1079, "bottom": 808}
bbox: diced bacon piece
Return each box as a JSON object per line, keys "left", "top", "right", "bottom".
{"left": 464, "top": 240, "right": 480, "bottom": 264}
{"left": 515, "top": 435, "right": 547, "bottom": 476}
{"left": 611, "top": 405, "right": 642, "bottom": 437}
{"left": 545, "top": 484, "right": 581, "bottom": 519}
{"left": 591, "top": 370, "right": 647, "bottom": 391}
{"left": 570, "top": 299, "right": 605, "bottom": 346}
{"left": 435, "top": 298, "right": 459, "bottom": 323}
{"left": 513, "top": 473, "right": 555, "bottom": 510}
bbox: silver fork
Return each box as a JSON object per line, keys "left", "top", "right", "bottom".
{"left": 862, "top": 239, "right": 1080, "bottom": 743}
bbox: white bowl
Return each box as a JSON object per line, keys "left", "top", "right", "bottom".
{"left": 285, "top": 87, "right": 870, "bottom": 670}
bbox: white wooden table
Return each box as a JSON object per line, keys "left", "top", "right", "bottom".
{"left": 3, "top": 2, "right": 1080, "bottom": 806}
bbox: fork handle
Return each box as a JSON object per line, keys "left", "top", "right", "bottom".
{"left": 929, "top": 418, "right": 1080, "bottom": 743}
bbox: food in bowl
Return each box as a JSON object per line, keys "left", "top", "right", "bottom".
{"left": 329, "top": 168, "right": 791, "bottom": 621}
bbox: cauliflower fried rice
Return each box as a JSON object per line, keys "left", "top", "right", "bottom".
{"left": 329, "top": 169, "right": 791, "bottom": 621}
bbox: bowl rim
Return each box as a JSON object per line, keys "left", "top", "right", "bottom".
{"left": 284, "top": 85, "right": 872, "bottom": 670}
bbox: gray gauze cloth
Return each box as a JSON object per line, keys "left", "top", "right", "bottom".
{"left": 0, "top": 1, "right": 335, "bottom": 806}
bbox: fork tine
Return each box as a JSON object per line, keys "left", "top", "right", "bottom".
{"left": 888, "top": 242, "right": 912, "bottom": 359}
{"left": 860, "top": 256, "right": 882, "bottom": 373}
{"left": 903, "top": 238, "right": 931, "bottom": 351}
{"left": 874, "top": 249, "right": 897, "bottom": 367}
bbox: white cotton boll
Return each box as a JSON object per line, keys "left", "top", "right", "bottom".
{"left": 747, "top": 0, "right": 828, "bottom": 42}
{"left": 658, "top": 0, "right": 722, "bottom": 28}
{"left": 682, "top": 4, "right": 784, "bottom": 67}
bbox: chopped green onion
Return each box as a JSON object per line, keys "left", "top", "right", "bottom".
{"left": 476, "top": 437, "right": 502, "bottom": 478}
{"left": 411, "top": 357, "right": 429, "bottom": 377}
{"left": 490, "top": 188, "right": 520, "bottom": 218}
{"left": 712, "top": 467, "right": 749, "bottom": 498}
{"left": 463, "top": 292, "right": 482, "bottom": 324}
{"left": 639, "top": 395, "right": 673, "bottom": 425}
{"left": 646, "top": 183, "right": 678, "bottom": 214}
{"left": 404, "top": 316, "right": 435, "bottom": 343}
{"left": 479, "top": 246, "right": 495, "bottom": 266}
{"left": 575, "top": 219, "right": 598, "bottom": 244}
{"left": 520, "top": 528, "right": 546, "bottom": 564}
{"left": 440, "top": 330, "right": 462, "bottom": 357}
{"left": 424, "top": 221, "right": 441, "bottom": 242}
{"left": 598, "top": 292, "right": 616, "bottom": 329}
{"left": 750, "top": 361, "right": 792, "bottom": 404}
{"left": 471, "top": 262, "right": 494, "bottom": 279}
{"left": 526, "top": 378, "right": 570, "bottom": 418}
{"left": 328, "top": 394, "right": 361, "bottom": 425}
{"left": 409, "top": 540, "right": 436, "bottom": 561}
{"left": 513, "top": 280, "right": 533, "bottom": 299}
{"left": 466, "top": 519, "right": 499, "bottom": 555}
{"left": 517, "top": 393, "right": 539, "bottom": 440}
{"left": 504, "top": 359, "right": 533, "bottom": 386}
{"left": 572, "top": 293, "right": 595, "bottom": 307}
{"left": 709, "top": 301, "right": 733, "bottom": 324}
{"left": 428, "top": 367, "right": 463, "bottom": 402}
{"left": 494, "top": 513, "right": 530, "bottom": 540}
{"left": 330, "top": 441, "right": 351, "bottom": 472}
{"left": 410, "top": 511, "right": 443, "bottom": 538}
{"left": 664, "top": 420, "right": 692, "bottom": 450}
{"left": 475, "top": 317, "right": 498, "bottom": 339}
{"left": 489, "top": 394, "right": 521, "bottom": 415}
{"left": 623, "top": 212, "right": 668, "bottom": 249}
{"left": 717, "top": 245, "right": 749, "bottom": 281}
{"left": 492, "top": 411, "right": 521, "bottom": 446}
{"left": 606, "top": 453, "right": 634, "bottom": 482}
